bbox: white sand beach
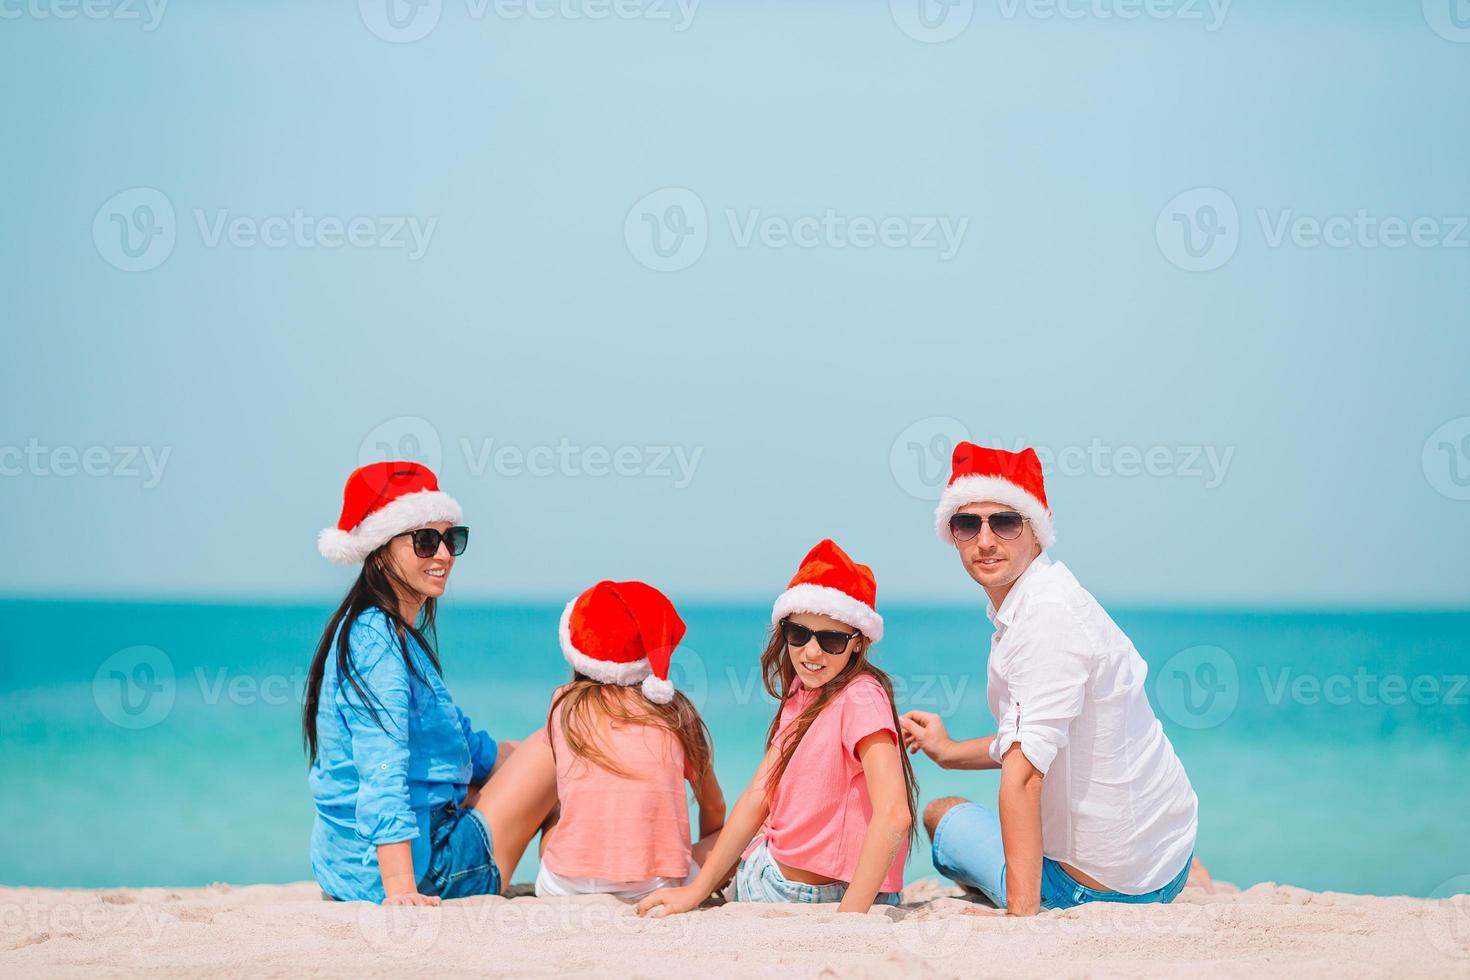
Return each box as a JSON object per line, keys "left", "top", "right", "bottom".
{"left": 3, "top": 876, "right": 1466, "bottom": 978}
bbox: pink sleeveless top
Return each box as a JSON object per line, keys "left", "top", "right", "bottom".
{"left": 541, "top": 687, "right": 695, "bottom": 882}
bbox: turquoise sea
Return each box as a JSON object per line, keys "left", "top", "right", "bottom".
{"left": 1, "top": 600, "right": 1466, "bottom": 898}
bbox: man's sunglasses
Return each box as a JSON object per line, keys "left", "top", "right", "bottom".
{"left": 780, "top": 618, "right": 862, "bottom": 655}
{"left": 948, "top": 511, "right": 1029, "bottom": 542}
{"left": 393, "top": 526, "right": 469, "bottom": 559}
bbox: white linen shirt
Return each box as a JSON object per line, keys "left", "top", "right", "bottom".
{"left": 985, "top": 552, "right": 1198, "bottom": 893}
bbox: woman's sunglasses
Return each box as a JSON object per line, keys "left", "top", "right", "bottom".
{"left": 948, "top": 511, "right": 1029, "bottom": 542}
{"left": 780, "top": 618, "right": 862, "bottom": 655}
{"left": 393, "top": 526, "right": 469, "bottom": 559}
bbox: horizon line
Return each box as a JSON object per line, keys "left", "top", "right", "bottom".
{"left": 2, "top": 591, "right": 1468, "bottom": 616}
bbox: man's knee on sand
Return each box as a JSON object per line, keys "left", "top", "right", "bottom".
{"left": 923, "top": 796, "right": 970, "bottom": 841}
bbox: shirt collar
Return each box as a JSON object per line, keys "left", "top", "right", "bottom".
{"left": 985, "top": 550, "right": 1054, "bottom": 628}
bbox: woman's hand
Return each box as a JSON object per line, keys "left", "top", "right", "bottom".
{"left": 382, "top": 891, "right": 441, "bottom": 906}
{"left": 900, "top": 710, "right": 954, "bottom": 766}
{"left": 378, "top": 845, "right": 436, "bottom": 906}
{"left": 635, "top": 885, "right": 705, "bottom": 918}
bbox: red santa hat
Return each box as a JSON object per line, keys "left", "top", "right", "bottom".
{"left": 559, "top": 580, "right": 686, "bottom": 705}
{"left": 933, "top": 442, "right": 1055, "bottom": 550}
{"left": 770, "top": 539, "right": 883, "bottom": 644}
{"left": 318, "top": 461, "right": 463, "bottom": 565}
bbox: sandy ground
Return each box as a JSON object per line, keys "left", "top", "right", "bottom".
{"left": 2, "top": 876, "right": 1467, "bottom": 978}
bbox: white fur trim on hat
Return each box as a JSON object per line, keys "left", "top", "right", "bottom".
{"left": 557, "top": 597, "right": 657, "bottom": 687}
{"left": 317, "top": 489, "right": 463, "bottom": 565}
{"left": 933, "top": 475, "right": 1056, "bottom": 550}
{"left": 770, "top": 583, "right": 884, "bottom": 644}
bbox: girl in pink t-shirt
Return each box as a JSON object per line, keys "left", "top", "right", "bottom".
{"left": 537, "top": 581, "right": 726, "bottom": 901}
{"left": 638, "top": 540, "right": 917, "bottom": 916}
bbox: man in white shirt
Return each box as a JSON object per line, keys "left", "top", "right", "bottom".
{"left": 901, "top": 442, "right": 1199, "bottom": 915}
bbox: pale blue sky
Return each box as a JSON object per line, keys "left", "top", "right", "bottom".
{"left": 2, "top": 1, "right": 1467, "bottom": 605}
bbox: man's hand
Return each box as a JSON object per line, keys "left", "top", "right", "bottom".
{"left": 900, "top": 711, "right": 954, "bottom": 767}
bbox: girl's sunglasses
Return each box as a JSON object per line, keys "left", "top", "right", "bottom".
{"left": 949, "top": 511, "right": 1029, "bottom": 542}
{"left": 393, "top": 526, "right": 469, "bottom": 559}
{"left": 780, "top": 618, "right": 861, "bottom": 655}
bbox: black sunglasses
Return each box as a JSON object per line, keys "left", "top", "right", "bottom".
{"left": 780, "top": 618, "right": 862, "bottom": 655}
{"left": 393, "top": 526, "right": 469, "bottom": 559}
{"left": 949, "top": 511, "right": 1029, "bottom": 542}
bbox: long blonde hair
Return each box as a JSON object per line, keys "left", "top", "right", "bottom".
{"left": 759, "top": 628, "right": 918, "bottom": 841}
{"left": 548, "top": 674, "right": 712, "bottom": 780}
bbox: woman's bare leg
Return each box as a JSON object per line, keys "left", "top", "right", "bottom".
{"left": 691, "top": 833, "right": 720, "bottom": 869}
{"left": 470, "top": 728, "right": 558, "bottom": 887}
{"left": 462, "top": 740, "right": 520, "bottom": 810}
{"left": 692, "top": 833, "right": 735, "bottom": 892}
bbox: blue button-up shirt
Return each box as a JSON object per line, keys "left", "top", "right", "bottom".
{"left": 308, "top": 607, "right": 497, "bottom": 902}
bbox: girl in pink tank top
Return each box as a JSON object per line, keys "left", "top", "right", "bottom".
{"left": 537, "top": 581, "right": 726, "bottom": 901}
{"left": 637, "top": 541, "right": 918, "bottom": 916}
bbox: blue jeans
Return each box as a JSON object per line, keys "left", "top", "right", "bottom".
{"left": 735, "top": 839, "right": 902, "bottom": 906}
{"left": 417, "top": 802, "right": 501, "bottom": 900}
{"left": 931, "top": 803, "right": 1191, "bottom": 911}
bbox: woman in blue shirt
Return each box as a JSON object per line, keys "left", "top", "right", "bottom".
{"left": 304, "top": 460, "right": 558, "bottom": 904}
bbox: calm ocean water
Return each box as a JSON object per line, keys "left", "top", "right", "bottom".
{"left": 0, "top": 599, "right": 1465, "bottom": 897}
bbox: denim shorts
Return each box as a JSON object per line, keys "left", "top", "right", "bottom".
{"left": 734, "top": 838, "right": 901, "bottom": 907}
{"left": 417, "top": 802, "right": 501, "bottom": 900}
{"left": 931, "top": 802, "right": 1191, "bottom": 911}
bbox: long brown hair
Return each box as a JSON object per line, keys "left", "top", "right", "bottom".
{"left": 548, "top": 675, "right": 712, "bottom": 781}
{"left": 302, "top": 545, "right": 440, "bottom": 765}
{"left": 760, "top": 626, "right": 918, "bottom": 843}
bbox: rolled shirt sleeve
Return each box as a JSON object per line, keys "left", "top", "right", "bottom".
{"left": 989, "top": 602, "right": 1092, "bottom": 775}
{"left": 340, "top": 621, "right": 420, "bottom": 849}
